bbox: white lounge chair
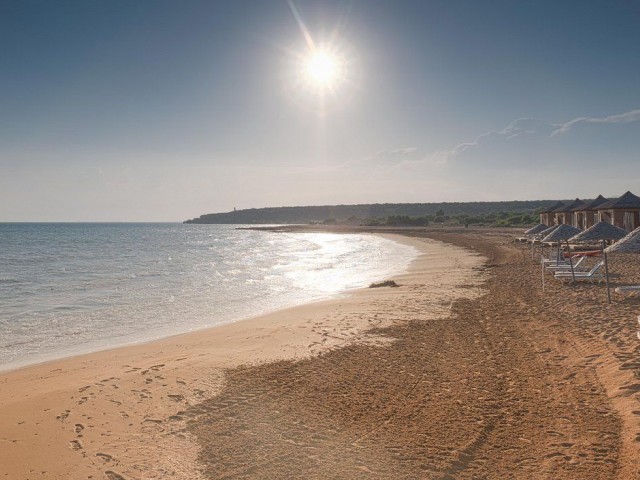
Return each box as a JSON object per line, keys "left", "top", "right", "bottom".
{"left": 615, "top": 286, "right": 640, "bottom": 297}
{"left": 545, "top": 255, "right": 588, "bottom": 272}
{"left": 542, "top": 252, "right": 566, "bottom": 267}
{"left": 554, "top": 260, "right": 605, "bottom": 283}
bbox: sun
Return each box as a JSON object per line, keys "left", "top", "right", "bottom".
{"left": 287, "top": 40, "right": 359, "bottom": 111}
{"left": 285, "top": 1, "right": 359, "bottom": 107}
{"left": 304, "top": 50, "right": 339, "bottom": 88}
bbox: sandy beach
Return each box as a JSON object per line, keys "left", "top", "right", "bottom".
{"left": 2, "top": 227, "right": 640, "bottom": 479}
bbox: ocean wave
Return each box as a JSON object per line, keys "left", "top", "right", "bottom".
{"left": 0, "top": 224, "right": 417, "bottom": 370}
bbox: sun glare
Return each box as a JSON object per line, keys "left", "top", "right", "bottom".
{"left": 287, "top": 40, "right": 359, "bottom": 111}
{"left": 305, "top": 50, "right": 339, "bottom": 88}
{"left": 285, "top": 1, "right": 360, "bottom": 111}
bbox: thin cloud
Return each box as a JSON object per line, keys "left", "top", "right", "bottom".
{"left": 339, "top": 147, "right": 439, "bottom": 180}
{"left": 366, "top": 147, "right": 418, "bottom": 164}
{"left": 551, "top": 108, "right": 640, "bottom": 136}
{"left": 443, "top": 108, "right": 640, "bottom": 161}
{"left": 444, "top": 117, "right": 552, "bottom": 161}
{"left": 366, "top": 147, "right": 450, "bottom": 170}
{"left": 359, "top": 107, "right": 640, "bottom": 171}
{"left": 345, "top": 147, "right": 419, "bottom": 169}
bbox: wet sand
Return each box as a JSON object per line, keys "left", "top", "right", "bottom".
{"left": 2, "top": 227, "right": 640, "bottom": 479}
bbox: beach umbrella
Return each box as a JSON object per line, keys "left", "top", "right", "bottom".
{"left": 569, "top": 221, "right": 628, "bottom": 303}
{"left": 542, "top": 224, "right": 582, "bottom": 282}
{"left": 538, "top": 224, "right": 560, "bottom": 239}
{"left": 524, "top": 223, "right": 549, "bottom": 258}
{"left": 605, "top": 226, "right": 640, "bottom": 254}
{"left": 537, "top": 224, "right": 560, "bottom": 290}
{"left": 538, "top": 224, "right": 560, "bottom": 258}
{"left": 542, "top": 223, "right": 582, "bottom": 243}
{"left": 524, "top": 223, "right": 549, "bottom": 235}
{"left": 605, "top": 226, "right": 640, "bottom": 304}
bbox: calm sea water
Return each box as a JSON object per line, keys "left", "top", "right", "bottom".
{"left": 0, "top": 223, "right": 417, "bottom": 371}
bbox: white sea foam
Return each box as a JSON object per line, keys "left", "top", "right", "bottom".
{"left": 0, "top": 224, "right": 417, "bottom": 371}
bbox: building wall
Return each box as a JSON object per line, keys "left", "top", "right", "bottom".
{"left": 540, "top": 213, "right": 553, "bottom": 225}
{"left": 598, "top": 209, "right": 640, "bottom": 231}
{"left": 574, "top": 211, "right": 597, "bottom": 229}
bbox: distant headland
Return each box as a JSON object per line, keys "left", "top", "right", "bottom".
{"left": 184, "top": 200, "right": 561, "bottom": 227}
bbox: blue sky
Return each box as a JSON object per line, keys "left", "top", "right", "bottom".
{"left": 2, "top": 0, "right": 639, "bottom": 221}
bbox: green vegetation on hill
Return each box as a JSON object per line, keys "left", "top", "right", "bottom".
{"left": 362, "top": 211, "right": 539, "bottom": 227}
{"left": 184, "top": 201, "right": 554, "bottom": 226}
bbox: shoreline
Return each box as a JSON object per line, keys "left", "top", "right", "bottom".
{"left": 0, "top": 233, "right": 484, "bottom": 479}
{"left": 0, "top": 230, "right": 418, "bottom": 375}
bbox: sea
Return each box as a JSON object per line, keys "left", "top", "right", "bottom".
{"left": 0, "top": 223, "right": 417, "bottom": 371}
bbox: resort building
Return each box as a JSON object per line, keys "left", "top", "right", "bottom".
{"left": 571, "top": 195, "right": 608, "bottom": 229}
{"left": 539, "top": 201, "right": 565, "bottom": 226}
{"left": 552, "top": 198, "right": 584, "bottom": 226}
{"left": 595, "top": 191, "right": 640, "bottom": 231}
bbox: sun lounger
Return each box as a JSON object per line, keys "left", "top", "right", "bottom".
{"left": 554, "top": 260, "right": 604, "bottom": 283}
{"left": 615, "top": 286, "right": 640, "bottom": 297}
{"left": 542, "top": 251, "right": 565, "bottom": 267}
{"left": 545, "top": 255, "right": 588, "bottom": 272}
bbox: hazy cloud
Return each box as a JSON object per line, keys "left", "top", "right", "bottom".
{"left": 498, "top": 117, "right": 555, "bottom": 139}
{"left": 439, "top": 107, "right": 640, "bottom": 162}
{"left": 363, "top": 147, "right": 453, "bottom": 171}
{"left": 550, "top": 108, "right": 640, "bottom": 136}
{"left": 413, "top": 117, "right": 549, "bottom": 166}
{"left": 450, "top": 117, "right": 553, "bottom": 158}
{"left": 358, "top": 108, "right": 640, "bottom": 174}
{"left": 364, "top": 147, "right": 419, "bottom": 166}
{"left": 340, "top": 147, "right": 422, "bottom": 172}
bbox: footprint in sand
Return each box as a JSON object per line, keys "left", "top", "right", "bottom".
{"left": 74, "top": 424, "right": 84, "bottom": 436}
{"left": 105, "top": 471, "right": 126, "bottom": 480}
{"left": 56, "top": 410, "right": 70, "bottom": 421}
{"left": 96, "top": 452, "right": 113, "bottom": 462}
{"left": 69, "top": 440, "right": 83, "bottom": 450}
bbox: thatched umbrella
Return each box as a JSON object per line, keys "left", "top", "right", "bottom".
{"left": 569, "top": 221, "right": 628, "bottom": 303}
{"left": 542, "top": 224, "right": 582, "bottom": 283}
{"left": 538, "top": 224, "right": 560, "bottom": 281}
{"left": 524, "top": 223, "right": 549, "bottom": 235}
{"left": 538, "top": 224, "right": 559, "bottom": 253}
{"left": 524, "top": 223, "right": 549, "bottom": 258}
{"left": 539, "top": 224, "right": 559, "bottom": 238}
{"left": 605, "top": 226, "right": 640, "bottom": 253}
{"left": 538, "top": 224, "right": 560, "bottom": 291}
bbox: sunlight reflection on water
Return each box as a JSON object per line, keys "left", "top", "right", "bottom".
{"left": 0, "top": 224, "right": 417, "bottom": 370}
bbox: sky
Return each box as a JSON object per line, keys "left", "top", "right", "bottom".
{"left": 1, "top": 0, "right": 639, "bottom": 221}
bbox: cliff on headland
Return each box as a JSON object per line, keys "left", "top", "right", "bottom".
{"left": 184, "top": 200, "right": 558, "bottom": 225}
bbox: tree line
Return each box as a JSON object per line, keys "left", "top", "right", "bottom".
{"left": 185, "top": 201, "right": 555, "bottom": 226}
